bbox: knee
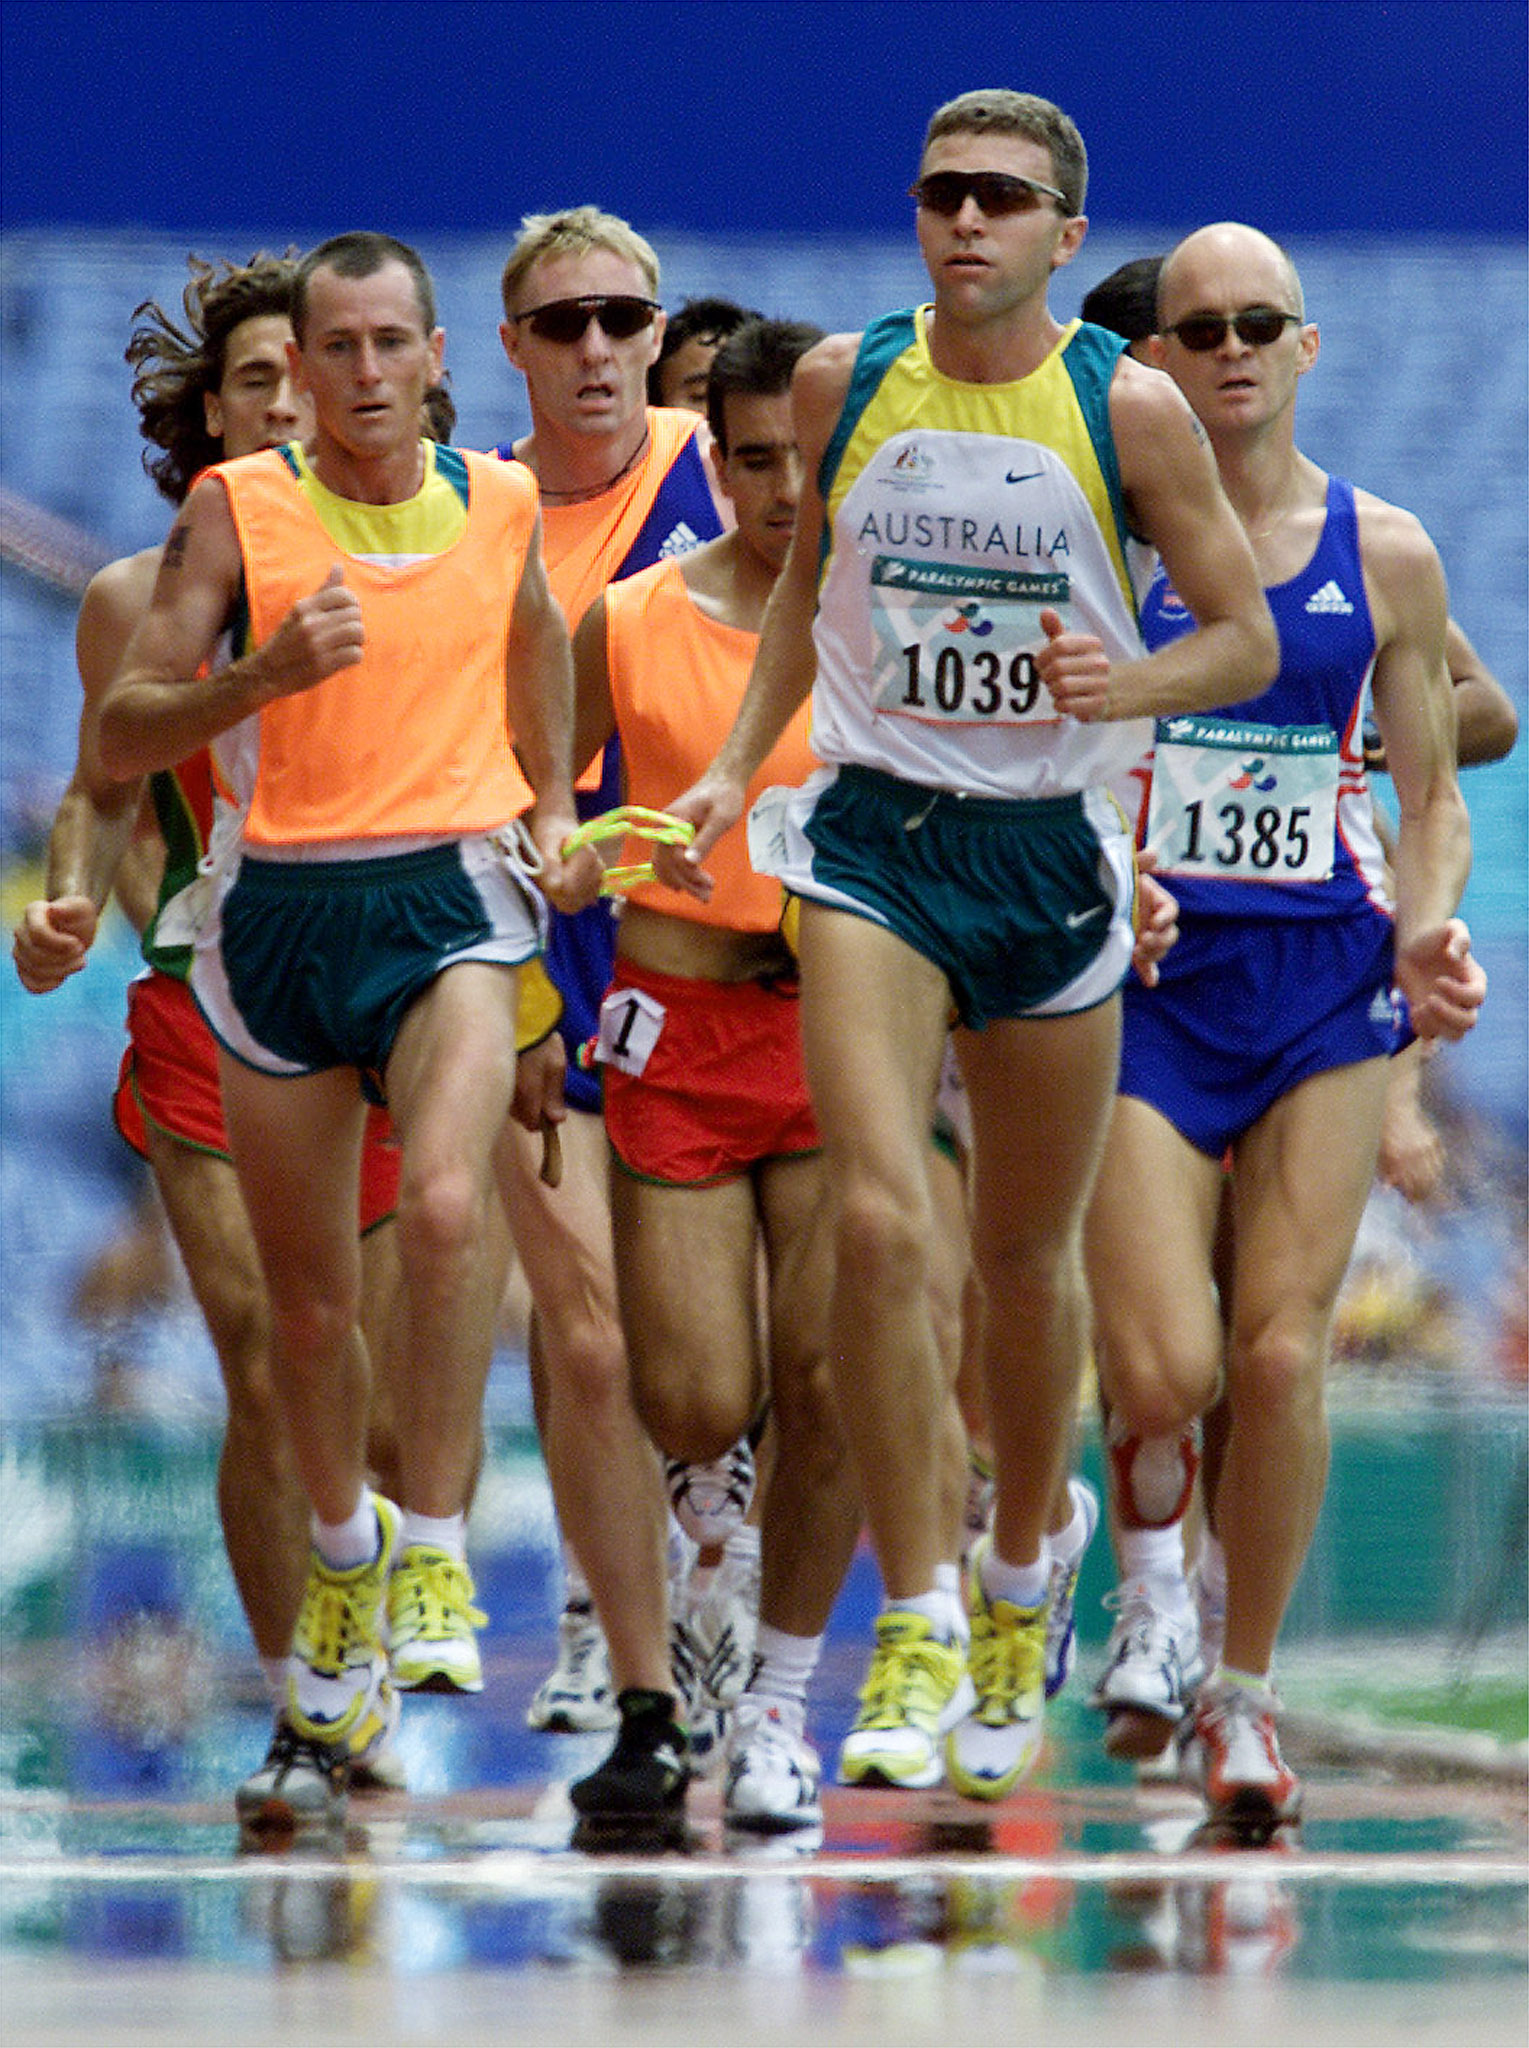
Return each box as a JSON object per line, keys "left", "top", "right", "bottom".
{"left": 268, "top": 1290, "right": 357, "bottom": 1375}
{"left": 541, "top": 1303, "right": 628, "bottom": 1411}
{"left": 632, "top": 1377, "right": 745, "bottom": 1466}
{"left": 835, "top": 1178, "right": 928, "bottom": 1299}
{"left": 1228, "top": 1323, "right": 1324, "bottom": 1418}
{"left": 1096, "top": 1331, "right": 1219, "bottom": 1440}
{"left": 399, "top": 1165, "right": 483, "bottom": 1277}
{"left": 198, "top": 1269, "right": 276, "bottom": 1422}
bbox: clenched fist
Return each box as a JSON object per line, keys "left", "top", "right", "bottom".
{"left": 258, "top": 564, "right": 365, "bottom": 700}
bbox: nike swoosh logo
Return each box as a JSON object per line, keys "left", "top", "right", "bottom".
{"left": 1066, "top": 905, "right": 1107, "bottom": 928}
{"left": 1005, "top": 469, "right": 1044, "bottom": 484}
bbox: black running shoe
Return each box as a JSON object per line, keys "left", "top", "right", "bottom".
{"left": 569, "top": 1688, "right": 690, "bottom": 1849}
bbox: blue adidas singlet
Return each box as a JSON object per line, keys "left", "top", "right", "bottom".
{"left": 1138, "top": 475, "right": 1390, "bottom": 924}
{"left": 1121, "top": 475, "right": 1400, "bottom": 1153}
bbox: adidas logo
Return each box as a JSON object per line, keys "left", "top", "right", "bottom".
{"left": 1306, "top": 579, "right": 1354, "bottom": 615}
{"left": 658, "top": 521, "right": 703, "bottom": 558}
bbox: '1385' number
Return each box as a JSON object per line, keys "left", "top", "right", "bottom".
{"left": 1183, "top": 799, "right": 1312, "bottom": 870}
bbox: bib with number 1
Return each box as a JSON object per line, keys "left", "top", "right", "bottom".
{"left": 1146, "top": 715, "right": 1339, "bottom": 882}
{"left": 870, "top": 557, "right": 1068, "bottom": 725}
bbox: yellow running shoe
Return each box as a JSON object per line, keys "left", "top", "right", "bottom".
{"left": 945, "top": 1536, "right": 1047, "bottom": 1801}
{"left": 285, "top": 1492, "right": 401, "bottom": 1758}
{"left": 837, "top": 1611, "right": 974, "bottom": 1789}
{"left": 388, "top": 1544, "right": 488, "bottom": 1694}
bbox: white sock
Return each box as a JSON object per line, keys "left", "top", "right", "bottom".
{"left": 934, "top": 1560, "right": 969, "bottom": 1645}
{"left": 260, "top": 1655, "right": 288, "bottom": 1706}
{"left": 313, "top": 1490, "right": 378, "bottom": 1570}
{"left": 749, "top": 1622, "right": 822, "bottom": 1714}
{"left": 979, "top": 1545, "right": 1049, "bottom": 1612}
{"left": 1050, "top": 1481, "right": 1093, "bottom": 1567}
{"left": 883, "top": 1587, "right": 951, "bottom": 1638}
{"left": 401, "top": 1510, "right": 465, "bottom": 1560}
{"left": 1116, "top": 1521, "right": 1189, "bottom": 1585}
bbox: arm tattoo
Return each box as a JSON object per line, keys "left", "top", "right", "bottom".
{"left": 162, "top": 522, "right": 191, "bottom": 570}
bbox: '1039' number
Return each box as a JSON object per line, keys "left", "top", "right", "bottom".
{"left": 900, "top": 642, "right": 1042, "bottom": 718}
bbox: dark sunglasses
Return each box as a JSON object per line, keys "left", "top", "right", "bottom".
{"left": 1163, "top": 308, "right": 1301, "bottom": 352}
{"left": 909, "top": 169, "right": 1067, "bottom": 217}
{"left": 510, "top": 294, "right": 661, "bottom": 344}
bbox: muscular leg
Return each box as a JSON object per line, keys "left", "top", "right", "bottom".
{"left": 362, "top": 1207, "right": 497, "bottom": 1513}
{"left": 795, "top": 903, "right": 954, "bottom": 1601}
{"left": 753, "top": 1153, "right": 861, "bottom": 1639}
{"left": 497, "top": 1106, "right": 669, "bottom": 1695}
{"left": 1087, "top": 1094, "right": 1228, "bottom": 1460}
{"left": 383, "top": 963, "right": 521, "bottom": 1519}
{"left": 143, "top": 1125, "right": 304, "bottom": 1663}
{"left": 927, "top": 1139, "right": 979, "bottom": 1563}
{"left": 217, "top": 1057, "right": 370, "bottom": 1526}
{"left": 612, "top": 1169, "right": 765, "bottom": 1463}
{"left": 955, "top": 1001, "right": 1122, "bottom": 1575}
{"left": 1218, "top": 1057, "right": 1389, "bottom": 1676}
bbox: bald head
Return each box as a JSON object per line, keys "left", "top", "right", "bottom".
{"left": 1158, "top": 222, "right": 1304, "bottom": 329}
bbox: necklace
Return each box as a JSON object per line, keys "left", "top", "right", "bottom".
{"left": 537, "top": 426, "right": 651, "bottom": 505}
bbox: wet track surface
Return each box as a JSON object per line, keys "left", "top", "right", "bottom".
{"left": 2, "top": 1634, "right": 1524, "bottom": 2047}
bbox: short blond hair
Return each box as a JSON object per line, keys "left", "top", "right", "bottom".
{"left": 500, "top": 206, "right": 661, "bottom": 317}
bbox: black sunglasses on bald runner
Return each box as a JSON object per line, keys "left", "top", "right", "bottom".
{"left": 1162, "top": 308, "right": 1301, "bottom": 352}
{"left": 510, "top": 294, "right": 661, "bottom": 344}
{"left": 910, "top": 169, "right": 1068, "bottom": 217}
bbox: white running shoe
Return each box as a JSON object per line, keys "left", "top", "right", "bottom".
{"left": 526, "top": 1600, "right": 618, "bottom": 1733}
{"left": 725, "top": 1694, "right": 823, "bottom": 1832}
{"left": 1089, "top": 1576, "right": 1201, "bottom": 1761}
{"left": 285, "top": 1493, "right": 401, "bottom": 1761}
{"left": 669, "top": 1604, "right": 730, "bottom": 1778}
{"left": 1193, "top": 1677, "right": 1302, "bottom": 1839}
{"left": 1044, "top": 1475, "right": 1100, "bottom": 1699}
{"left": 680, "top": 1546, "right": 760, "bottom": 1708}
{"left": 388, "top": 1544, "right": 487, "bottom": 1694}
{"left": 665, "top": 1440, "right": 755, "bottom": 1548}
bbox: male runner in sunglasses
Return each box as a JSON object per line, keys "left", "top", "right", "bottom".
{"left": 1081, "top": 221, "right": 1484, "bottom": 1841}
{"left": 493, "top": 207, "right": 730, "bottom": 1832}
{"left": 1075, "top": 250, "right": 1515, "bottom": 1779}
{"left": 656, "top": 89, "right": 1277, "bottom": 1801}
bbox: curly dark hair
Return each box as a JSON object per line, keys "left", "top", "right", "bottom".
{"left": 126, "top": 252, "right": 299, "bottom": 505}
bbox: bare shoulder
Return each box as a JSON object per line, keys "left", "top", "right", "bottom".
{"left": 76, "top": 546, "right": 165, "bottom": 690}
{"left": 1354, "top": 486, "right": 1445, "bottom": 642}
{"left": 1353, "top": 485, "right": 1439, "bottom": 575}
{"left": 794, "top": 332, "right": 860, "bottom": 423}
{"left": 85, "top": 545, "right": 164, "bottom": 615}
{"left": 1108, "top": 353, "right": 1200, "bottom": 440}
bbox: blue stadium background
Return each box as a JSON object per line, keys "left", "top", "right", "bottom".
{"left": 1, "top": 0, "right": 1525, "bottom": 1423}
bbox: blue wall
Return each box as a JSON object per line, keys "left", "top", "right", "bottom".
{"left": 3, "top": 0, "right": 1525, "bottom": 241}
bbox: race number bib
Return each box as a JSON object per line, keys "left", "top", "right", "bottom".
{"left": 869, "top": 557, "right": 1068, "bottom": 726}
{"left": 595, "top": 986, "right": 666, "bottom": 1076}
{"left": 1145, "top": 716, "right": 1339, "bottom": 882}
